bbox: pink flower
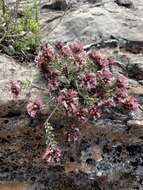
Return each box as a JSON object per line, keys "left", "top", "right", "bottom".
{"left": 124, "top": 96, "right": 139, "bottom": 112}
{"left": 26, "top": 99, "right": 43, "bottom": 118}
{"left": 42, "top": 146, "right": 61, "bottom": 163}
{"left": 48, "top": 79, "right": 59, "bottom": 91}
{"left": 98, "top": 69, "right": 113, "bottom": 84}
{"left": 74, "top": 108, "right": 88, "bottom": 121}
{"left": 74, "top": 52, "right": 86, "bottom": 68}
{"left": 70, "top": 42, "right": 83, "bottom": 53}
{"left": 8, "top": 81, "right": 21, "bottom": 97}
{"left": 79, "top": 70, "right": 96, "bottom": 90}
{"left": 35, "top": 44, "right": 54, "bottom": 66}
{"left": 45, "top": 71, "right": 59, "bottom": 91}
{"left": 57, "top": 89, "right": 79, "bottom": 112}
{"left": 61, "top": 46, "right": 72, "bottom": 57}
{"left": 96, "top": 56, "right": 110, "bottom": 68}
{"left": 89, "top": 104, "right": 102, "bottom": 119}
{"left": 89, "top": 50, "right": 109, "bottom": 68}
{"left": 65, "top": 125, "right": 80, "bottom": 142}
{"left": 88, "top": 49, "right": 97, "bottom": 60}
{"left": 116, "top": 76, "right": 128, "bottom": 88}
{"left": 115, "top": 87, "right": 128, "bottom": 103}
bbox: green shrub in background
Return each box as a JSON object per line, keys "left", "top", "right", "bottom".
{"left": 0, "top": 0, "right": 40, "bottom": 60}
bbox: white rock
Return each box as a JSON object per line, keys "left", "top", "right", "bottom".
{"left": 127, "top": 120, "right": 143, "bottom": 127}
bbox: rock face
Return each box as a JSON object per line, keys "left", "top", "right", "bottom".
{"left": 40, "top": 0, "right": 143, "bottom": 45}
{"left": 0, "top": 54, "right": 47, "bottom": 117}
{"left": 0, "top": 0, "right": 143, "bottom": 190}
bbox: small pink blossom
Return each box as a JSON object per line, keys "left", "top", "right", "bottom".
{"left": 115, "top": 87, "right": 128, "bottom": 103}
{"left": 116, "top": 76, "right": 128, "bottom": 88}
{"left": 65, "top": 125, "right": 80, "bottom": 142}
{"left": 79, "top": 70, "right": 96, "bottom": 90}
{"left": 74, "top": 52, "right": 86, "bottom": 68}
{"left": 42, "top": 146, "right": 61, "bottom": 163}
{"left": 70, "top": 42, "right": 83, "bottom": 53}
{"left": 88, "top": 49, "right": 97, "bottom": 60}
{"left": 45, "top": 70, "right": 59, "bottom": 91}
{"left": 35, "top": 44, "right": 54, "bottom": 66}
{"left": 61, "top": 46, "right": 72, "bottom": 57}
{"left": 26, "top": 99, "right": 43, "bottom": 118}
{"left": 98, "top": 69, "right": 113, "bottom": 84}
{"left": 8, "top": 81, "right": 21, "bottom": 97}
{"left": 74, "top": 108, "right": 88, "bottom": 121}
{"left": 57, "top": 89, "right": 79, "bottom": 112}
{"left": 124, "top": 96, "right": 139, "bottom": 112}
{"left": 48, "top": 79, "right": 59, "bottom": 91}
{"left": 89, "top": 50, "right": 109, "bottom": 68}
{"left": 96, "top": 56, "right": 110, "bottom": 68}
{"left": 89, "top": 104, "right": 102, "bottom": 119}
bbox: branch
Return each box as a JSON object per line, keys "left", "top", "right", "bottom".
{"left": 1, "top": 0, "right": 6, "bottom": 15}
{"left": 44, "top": 104, "right": 59, "bottom": 125}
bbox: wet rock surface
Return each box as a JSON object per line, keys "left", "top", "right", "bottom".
{"left": 0, "top": 0, "right": 143, "bottom": 189}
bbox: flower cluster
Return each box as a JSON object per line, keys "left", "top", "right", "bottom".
{"left": 88, "top": 50, "right": 113, "bottom": 68}
{"left": 74, "top": 52, "right": 86, "bottom": 68}
{"left": 35, "top": 44, "right": 54, "bottom": 67}
{"left": 45, "top": 70, "right": 59, "bottom": 91}
{"left": 57, "top": 89, "right": 79, "bottom": 114}
{"left": 79, "top": 70, "right": 97, "bottom": 90}
{"left": 113, "top": 75, "right": 139, "bottom": 112}
{"left": 26, "top": 99, "right": 43, "bottom": 118}
{"left": 98, "top": 68, "right": 112, "bottom": 85}
{"left": 42, "top": 146, "right": 61, "bottom": 163}
{"left": 123, "top": 96, "right": 139, "bottom": 112}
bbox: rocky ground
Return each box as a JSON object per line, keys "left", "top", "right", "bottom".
{"left": 0, "top": 0, "right": 143, "bottom": 189}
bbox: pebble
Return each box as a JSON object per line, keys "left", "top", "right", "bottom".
{"left": 127, "top": 120, "right": 143, "bottom": 127}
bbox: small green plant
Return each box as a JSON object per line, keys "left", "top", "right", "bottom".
{"left": 0, "top": 0, "right": 40, "bottom": 60}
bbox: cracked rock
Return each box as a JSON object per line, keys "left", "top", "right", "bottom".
{"left": 115, "top": 0, "right": 133, "bottom": 8}
{"left": 41, "top": 0, "right": 69, "bottom": 11}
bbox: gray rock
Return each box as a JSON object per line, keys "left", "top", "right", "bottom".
{"left": 127, "top": 120, "right": 143, "bottom": 127}
{"left": 139, "top": 80, "right": 143, "bottom": 85}
{"left": 40, "top": 0, "right": 143, "bottom": 45}
{"left": 127, "top": 62, "right": 143, "bottom": 80}
{"left": 0, "top": 54, "right": 45, "bottom": 117}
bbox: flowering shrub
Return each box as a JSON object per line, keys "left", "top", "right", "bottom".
{"left": 29, "top": 42, "right": 140, "bottom": 162}
{"left": 35, "top": 42, "right": 139, "bottom": 116}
